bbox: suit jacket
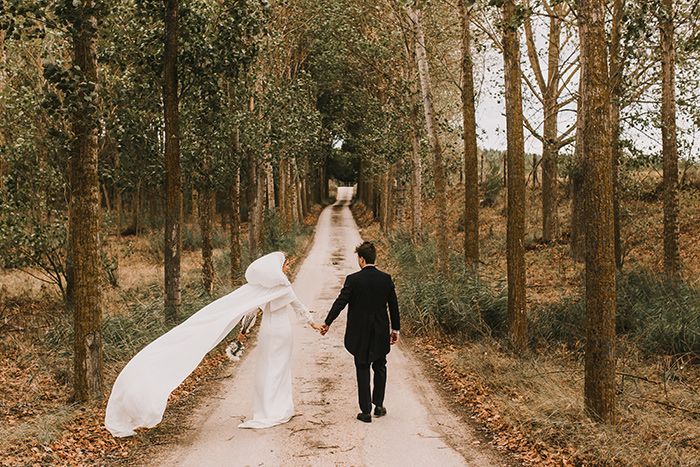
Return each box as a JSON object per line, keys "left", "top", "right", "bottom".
{"left": 324, "top": 265, "right": 400, "bottom": 363}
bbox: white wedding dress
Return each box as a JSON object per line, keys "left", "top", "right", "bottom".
{"left": 105, "top": 252, "right": 313, "bottom": 437}
{"left": 238, "top": 294, "right": 312, "bottom": 428}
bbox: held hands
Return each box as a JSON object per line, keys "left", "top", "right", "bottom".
{"left": 310, "top": 322, "right": 329, "bottom": 336}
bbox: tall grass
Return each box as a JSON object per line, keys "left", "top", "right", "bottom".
{"left": 390, "top": 236, "right": 699, "bottom": 357}
{"left": 388, "top": 233, "right": 507, "bottom": 338}
{"left": 536, "top": 270, "right": 700, "bottom": 356}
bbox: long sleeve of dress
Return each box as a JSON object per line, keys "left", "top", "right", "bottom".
{"left": 289, "top": 296, "right": 314, "bottom": 324}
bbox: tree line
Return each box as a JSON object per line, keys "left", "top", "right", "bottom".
{"left": 1, "top": 0, "right": 698, "bottom": 426}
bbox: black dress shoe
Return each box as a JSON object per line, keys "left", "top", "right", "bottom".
{"left": 374, "top": 406, "right": 387, "bottom": 417}
{"left": 356, "top": 412, "right": 372, "bottom": 423}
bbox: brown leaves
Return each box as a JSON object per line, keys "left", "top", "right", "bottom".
{"left": 420, "top": 338, "right": 575, "bottom": 466}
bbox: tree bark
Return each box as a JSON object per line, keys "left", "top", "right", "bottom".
{"left": 265, "top": 161, "right": 275, "bottom": 210}
{"left": 579, "top": 0, "right": 617, "bottom": 423}
{"left": 280, "top": 158, "right": 290, "bottom": 231}
{"left": 610, "top": 0, "right": 624, "bottom": 270}
{"left": 163, "top": 0, "right": 182, "bottom": 322}
{"left": 659, "top": 0, "right": 681, "bottom": 279}
{"left": 461, "top": 0, "right": 479, "bottom": 269}
{"left": 69, "top": 1, "right": 103, "bottom": 402}
{"left": 410, "top": 6, "right": 449, "bottom": 274}
{"left": 571, "top": 77, "right": 586, "bottom": 262}
{"left": 198, "top": 188, "right": 214, "bottom": 295}
{"left": 502, "top": 0, "right": 528, "bottom": 353}
{"left": 541, "top": 6, "right": 561, "bottom": 243}
{"left": 229, "top": 169, "right": 242, "bottom": 283}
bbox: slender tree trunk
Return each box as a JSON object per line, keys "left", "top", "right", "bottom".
{"left": 659, "top": 0, "right": 681, "bottom": 279}
{"left": 410, "top": 6, "right": 449, "bottom": 274}
{"left": 69, "top": 2, "right": 103, "bottom": 402}
{"left": 230, "top": 166, "right": 241, "bottom": 284}
{"left": 279, "top": 158, "right": 289, "bottom": 230}
{"left": 571, "top": 78, "right": 586, "bottom": 261}
{"left": 502, "top": 0, "right": 528, "bottom": 353}
{"left": 461, "top": 0, "right": 479, "bottom": 269}
{"left": 0, "top": 30, "right": 5, "bottom": 90}
{"left": 247, "top": 158, "right": 263, "bottom": 257}
{"left": 163, "top": 0, "right": 181, "bottom": 322}
{"left": 265, "top": 161, "right": 275, "bottom": 210}
{"left": 579, "top": 0, "right": 617, "bottom": 424}
{"left": 198, "top": 188, "right": 214, "bottom": 295}
{"left": 541, "top": 7, "right": 561, "bottom": 243}
{"left": 610, "top": 0, "right": 625, "bottom": 270}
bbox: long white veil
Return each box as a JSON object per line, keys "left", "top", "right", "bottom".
{"left": 105, "top": 252, "right": 296, "bottom": 437}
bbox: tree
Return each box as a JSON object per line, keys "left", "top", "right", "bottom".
{"left": 460, "top": 0, "right": 479, "bottom": 269}
{"left": 409, "top": 5, "right": 449, "bottom": 274}
{"left": 502, "top": 0, "right": 527, "bottom": 352}
{"left": 609, "top": 0, "right": 624, "bottom": 271}
{"left": 658, "top": 0, "right": 681, "bottom": 279}
{"left": 163, "top": 0, "right": 182, "bottom": 322}
{"left": 522, "top": 0, "right": 577, "bottom": 243}
{"left": 579, "top": 0, "right": 617, "bottom": 423}
{"left": 67, "top": 0, "right": 103, "bottom": 402}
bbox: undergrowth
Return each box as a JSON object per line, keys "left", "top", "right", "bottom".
{"left": 388, "top": 234, "right": 700, "bottom": 358}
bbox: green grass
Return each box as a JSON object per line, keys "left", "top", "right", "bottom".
{"left": 389, "top": 236, "right": 699, "bottom": 358}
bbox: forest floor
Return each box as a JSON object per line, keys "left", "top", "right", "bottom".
{"left": 352, "top": 173, "right": 700, "bottom": 466}
{"left": 0, "top": 207, "right": 320, "bottom": 465}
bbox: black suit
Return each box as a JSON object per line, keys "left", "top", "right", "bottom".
{"left": 324, "top": 265, "right": 400, "bottom": 414}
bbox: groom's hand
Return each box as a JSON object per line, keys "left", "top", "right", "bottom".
{"left": 320, "top": 324, "right": 329, "bottom": 336}
{"left": 390, "top": 330, "right": 399, "bottom": 345}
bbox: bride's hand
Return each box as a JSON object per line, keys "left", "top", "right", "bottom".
{"left": 309, "top": 322, "right": 322, "bottom": 333}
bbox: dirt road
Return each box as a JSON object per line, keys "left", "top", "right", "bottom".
{"left": 157, "top": 187, "right": 499, "bottom": 466}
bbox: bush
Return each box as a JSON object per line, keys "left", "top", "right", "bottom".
{"left": 481, "top": 159, "right": 502, "bottom": 207}
{"left": 534, "top": 270, "right": 700, "bottom": 356}
{"left": 388, "top": 233, "right": 506, "bottom": 338}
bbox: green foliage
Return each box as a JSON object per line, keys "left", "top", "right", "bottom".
{"left": 388, "top": 233, "right": 507, "bottom": 338}
{"left": 481, "top": 154, "right": 503, "bottom": 207}
{"left": 535, "top": 270, "right": 700, "bottom": 357}
{"left": 0, "top": 195, "right": 68, "bottom": 297}
{"left": 260, "top": 209, "right": 310, "bottom": 256}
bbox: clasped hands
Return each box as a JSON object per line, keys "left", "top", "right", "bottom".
{"left": 308, "top": 319, "right": 330, "bottom": 335}
{"left": 309, "top": 319, "right": 398, "bottom": 344}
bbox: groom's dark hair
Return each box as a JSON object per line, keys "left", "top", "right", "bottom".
{"left": 355, "top": 241, "right": 376, "bottom": 264}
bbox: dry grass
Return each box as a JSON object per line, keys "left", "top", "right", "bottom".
{"left": 439, "top": 340, "right": 700, "bottom": 466}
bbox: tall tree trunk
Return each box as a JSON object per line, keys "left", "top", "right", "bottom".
{"left": 247, "top": 158, "right": 262, "bottom": 257}
{"left": 541, "top": 5, "right": 562, "bottom": 243}
{"left": 198, "top": 188, "right": 214, "bottom": 295}
{"left": 265, "top": 161, "right": 275, "bottom": 209}
{"left": 410, "top": 6, "right": 449, "bottom": 274}
{"left": 571, "top": 78, "right": 586, "bottom": 262}
{"left": 69, "top": 1, "right": 103, "bottom": 402}
{"left": 579, "top": 0, "right": 617, "bottom": 423}
{"left": 230, "top": 166, "right": 241, "bottom": 284}
{"left": 0, "top": 30, "right": 7, "bottom": 187}
{"left": 163, "top": 0, "right": 182, "bottom": 322}
{"left": 610, "top": 0, "right": 625, "bottom": 270}
{"left": 279, "top": 158, "right": 289, "bottom": 230}
{"left": 659, "top": 0, "right": 681, "bottom": 279}
{"left": 461, "top": 0, "right": 479, "bottom": 269}
{"left": 410, "top": 120, "right": 423, "bottom": 243}
{"left": 502, "top": 0, "right": 528, "bottom": 352}
{"left": 229, "top": 126, "right": 242, "bottom": 284}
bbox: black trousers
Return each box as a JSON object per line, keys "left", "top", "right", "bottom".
{"left": 354, "top": 355, "right": 387, "bottom": 414}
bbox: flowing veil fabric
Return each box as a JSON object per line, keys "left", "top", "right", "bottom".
{"left": 105, "top": 252, "right": 296, "bottom": 437}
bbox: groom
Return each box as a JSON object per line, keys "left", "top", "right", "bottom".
{"left": 320, "top": 241, "right": 400, "bottom": 423}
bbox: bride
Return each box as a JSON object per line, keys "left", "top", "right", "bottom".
{"left": 105, "top": 251, "right": 321, "bottom": 437}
